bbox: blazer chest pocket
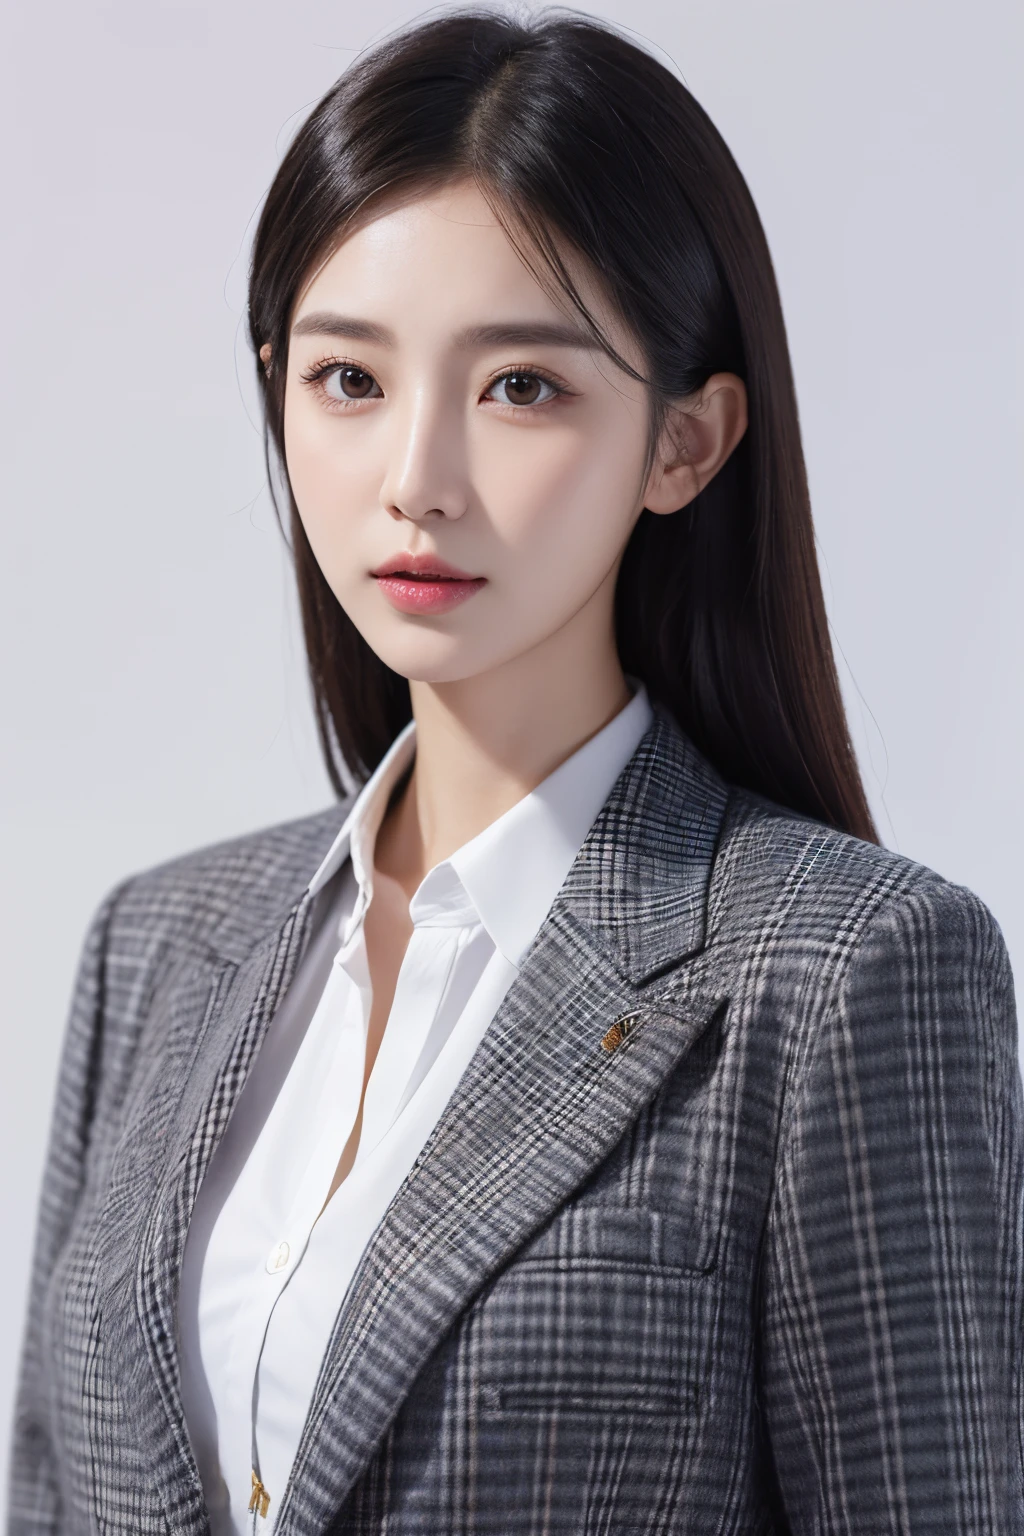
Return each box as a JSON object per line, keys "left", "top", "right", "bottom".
{"left": 472, "top": 1205, "right": 716, "bottom": 1418}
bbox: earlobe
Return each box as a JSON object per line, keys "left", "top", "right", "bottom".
{"left": 644, "top": 371, "right": 748, "bottom": 515}
{"left": 259, "top": 341, "right": 273, "bottom": 376}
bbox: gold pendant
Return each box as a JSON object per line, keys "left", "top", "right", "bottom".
{"left": 248, "top": 1471, "right": 271, "bottom": 1519}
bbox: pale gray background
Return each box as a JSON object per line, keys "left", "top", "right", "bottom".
{"left": 1, "top": 0, "right": 1020, "bottom": 1495}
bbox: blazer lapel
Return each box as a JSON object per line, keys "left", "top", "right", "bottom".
{"left": 131, "top": 903, "right": 315, "bottom": 1535}
{"left": 275, "top": 708, "right": 731, "bottom": 1535}
{"left": 99, "top": 809, "right": 351, "bottom": 1535}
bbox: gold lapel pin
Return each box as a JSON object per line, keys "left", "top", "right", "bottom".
{"left": 600, "top": 1011, "right": 642, "bottom": 1053}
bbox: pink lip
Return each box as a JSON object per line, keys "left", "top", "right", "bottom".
{"left": 370, "top": 552, "right": 487, "bottom": 616}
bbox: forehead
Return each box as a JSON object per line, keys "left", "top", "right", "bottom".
{"left": 290, "top": 180, "right": 616, "bottom": 339}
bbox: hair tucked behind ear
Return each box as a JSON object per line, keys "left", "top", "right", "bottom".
{"left": 248, "top": 7, "right": 878, "bottom": 843}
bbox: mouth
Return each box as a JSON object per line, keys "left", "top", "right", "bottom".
{"left": 370, "top": 552, "right": 487, "bottom": 615}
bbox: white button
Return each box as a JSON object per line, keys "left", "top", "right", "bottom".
{"left": 266, "top": 1240, "right": 291, "bottom": 1274}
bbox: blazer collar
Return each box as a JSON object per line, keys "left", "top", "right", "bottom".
{"left": 558, "top": 701, "right": 729, "bottom": 983}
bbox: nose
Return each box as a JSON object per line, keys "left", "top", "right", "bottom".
{"left": 379, "top": 383, "right": 469, "bottom": 524}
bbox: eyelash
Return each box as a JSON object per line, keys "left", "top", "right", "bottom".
{"left": 297, "top": 356, "right": 572, "bottom": 412}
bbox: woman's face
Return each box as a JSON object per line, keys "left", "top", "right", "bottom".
{"left": 282, "top": 180, "right": 659, "bottom": 687}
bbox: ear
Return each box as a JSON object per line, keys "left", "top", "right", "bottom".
{"left": 259, "top": 341, "right": 273, "bottom": 376}
{"left": 642, "top": 371, "right": 748, "bottom": 515}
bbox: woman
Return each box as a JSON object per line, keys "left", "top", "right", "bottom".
{"left": 9, "top": 10, "right": 1023, "bottom": 1534}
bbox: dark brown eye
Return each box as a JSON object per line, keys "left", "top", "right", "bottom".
{"left": 504, "top": 372, "right": 541, "bottom": 404}
{"left": 339, "top": 367, "right": 374, "bottom": 398}
{"left": 323, "top": 365, "right": 379, "bottom": 402}
{"left": 487, "top": 371, "right": 558, "bottom": 408}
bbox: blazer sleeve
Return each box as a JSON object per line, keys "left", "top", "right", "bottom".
{"left": 759, "top": 877, "right": 1024, "bottom": 1533}
{"left": 7, "top": 880, "right": 130, "bottom": 1536}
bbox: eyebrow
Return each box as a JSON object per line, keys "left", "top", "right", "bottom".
{"left": 289, "top": 311, "right": 601, "bottom": 351}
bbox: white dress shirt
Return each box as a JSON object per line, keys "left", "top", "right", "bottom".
{"left": 176, "top": 682, "right": 653, "bottom": 1534}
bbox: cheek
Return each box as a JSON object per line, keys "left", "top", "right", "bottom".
{"left": 475, "top": 415, "right": 646, "bottom": 575}
{"left": 282, "top": 392, "right": 373, "bottom": 560}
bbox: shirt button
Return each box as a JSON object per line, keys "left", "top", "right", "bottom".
{"left": 266, "top": 1240, "right": 291, "bottom": 1275}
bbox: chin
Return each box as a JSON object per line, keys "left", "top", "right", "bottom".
{"left": 381, "top": 652, "right": 497, "bottom": 687}
{"left": 362, "top": 628, "right": 499, "bottom": 687}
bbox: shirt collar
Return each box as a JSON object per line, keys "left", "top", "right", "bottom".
{"left": 306, "top": 716, "right": 417, "bottom": 932}
{"left": 307, "top": 681, "right": 654, "bottom": 967}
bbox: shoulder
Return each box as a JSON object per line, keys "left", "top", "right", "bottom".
{"left": 98, "top": 797, "right": 354, "bottom": 965}
{"left": 703, "top": 790, "right": 1019, "bottom": 1171}
{"left": 712, "top": 785, "right": 1013, "bottom": 1024}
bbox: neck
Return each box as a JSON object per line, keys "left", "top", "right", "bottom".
{"left": 374, "top": 621, "right": 631, "bottom": 900}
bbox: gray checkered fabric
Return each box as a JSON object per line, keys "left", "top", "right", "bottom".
{"left": 8, "top": 705, "right": 1024, "bottom": 1534}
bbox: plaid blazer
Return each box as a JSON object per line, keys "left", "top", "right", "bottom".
{"left": 9, "top": 706, "right": 1024, "bottom": 1535}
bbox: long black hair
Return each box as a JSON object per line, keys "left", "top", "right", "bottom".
{"left": 248, "top": 7, "right": 878, "bottom": 842}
